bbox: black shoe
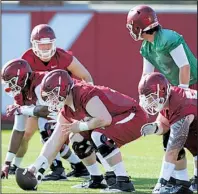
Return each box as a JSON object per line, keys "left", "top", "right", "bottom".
{"left": 67, "top": 162, "right": 90, "bottom": 178}
{"left": 190, "top": 175, "right": 197, "bottom": 192}
{"left": 157, "top": 178, "right": 193, "bottom": 194}
{"left": 103, "top": 176, "right": 135, "bottom": 192}
{"left": 104, "top": 171, "right": 116, "bottom": 186}
{"left": 42, "top": 167, "right": 67, "bottom": 181}
{"left": 72, "top": 175, "right": 108, "bottom": 189}
{"left": 9, "top": 164, "right": 18, "bottom": 175}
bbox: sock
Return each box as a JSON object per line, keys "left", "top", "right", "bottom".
{"left": 96, "top": 152, "right": 113, "bottom": 172}
{"left": 159, "top": 161, "right": 175, "bottom": 181}
{"left": 194, "top": 156, "right": 197, "bottom": 177}
{"left": 12, "top": 157, "right": 23, "bottom": 167}
{"left": 55, "top": 152, "right": 61, "bottom": 160}
{"left": 175, "top": 169, "right": 189, "bottom": 181}
{"left": 171, "top": 170, "right": 176, "bottom": 179}
{"left": 86, "top": 162, "right": 101, "bottom": 176}
{"left": 32, "top": 155, "right": 49, "bottom": 172}
{"left": 66, "top": 152, "right": 81, "bottom": 164}
{"left": 111, "top": 161, "right": 128, "bottom": 177}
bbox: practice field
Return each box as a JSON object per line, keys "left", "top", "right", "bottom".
{"left": 1, "top": 130, "right": 194, "bottom": 194}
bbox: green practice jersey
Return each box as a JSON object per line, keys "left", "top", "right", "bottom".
{"left": 140, "top": 28, "right": 197, "bottom": 86}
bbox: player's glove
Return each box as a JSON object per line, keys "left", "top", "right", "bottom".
{"left": 141, "top": 122, "right": 159, "bottom": 136}
{"left": 1, "top": 161, "right": 11, "bottom": 179}
{"left": 6, "top": 104, "right": 22, "bottom": 117}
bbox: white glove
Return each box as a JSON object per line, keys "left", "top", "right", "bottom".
{"left": 141, "top": 122, "right": 159, "bottom": 136}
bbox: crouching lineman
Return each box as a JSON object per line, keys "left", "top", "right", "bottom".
{"left": 17, "top": 69, "right": 148, "bottom": 192}
{"left": 1, "top": 59, "right": 89, "bottom": 180}
{"left": 138, "top": 72, "right": 197, "bottom": 194}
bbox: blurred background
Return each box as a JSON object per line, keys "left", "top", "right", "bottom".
{"left": 1, "top": 1, "right": 197, "bottom": 128}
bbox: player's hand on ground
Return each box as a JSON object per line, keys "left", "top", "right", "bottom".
{"left": 61, "top": 121, "right": 81, "bottom": 134}
{"left": 141, "top": 122, "right": 158, "bottom": 136}
{"left": 1, "top": 162, "right": 11, "bottom": 179}
{"left": 6, "top": 104, "right": 22, "bottom": 117}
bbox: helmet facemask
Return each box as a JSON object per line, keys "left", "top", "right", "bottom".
{"left": 42, "top": 86, "right": 66, "bottom": 112}
{"left": 126, "top": 23, "right": 143, "bottom": 41}
{"left": 139, "top": 84, "right": 171, "bottom": 115}
{"left": 32, "top": 38, "right": 56, "bottom": 60}
{"left": 3, "top": 69, "right": 28, "bottom": 97}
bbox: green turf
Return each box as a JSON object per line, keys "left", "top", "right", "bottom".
{"left": 1, "top": 130, "right": 194, "bottom": 193}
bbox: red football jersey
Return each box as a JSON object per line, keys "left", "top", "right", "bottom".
{"left": 160, "top": 86, "right": 197, "bottom": 125}
{"left": 14, "top": 71, "right": 47, "bottom": 106}
{"left": 61, "top": 82, "right": 142, "bottom": 122}
{"left": 21, "top": 48, "right": 73, "bottom": 71}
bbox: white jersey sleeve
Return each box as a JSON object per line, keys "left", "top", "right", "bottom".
{"left": 143, "top": 57, "right": 155, "bottom": 74}
{"left": 170, "top": 44, "right": 189, "bottom": 68}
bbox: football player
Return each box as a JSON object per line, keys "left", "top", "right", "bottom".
{"left": 10, "top": 24, "right": 92, "bottom": 180}
{"left": 126, "top": 5, "right": 197, "bottom": 191}
{"left": 22, "top": 69, "right": 148, "bottom": 192}
{"left": 138, "top": 72, "right": 197, "bottom": 194}
{"left": 1, "top": 59, "right": 88, "bottom": 180}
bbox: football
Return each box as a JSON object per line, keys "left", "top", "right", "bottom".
{"left": 15, "top": 168, "right": 38, "bottom": 191}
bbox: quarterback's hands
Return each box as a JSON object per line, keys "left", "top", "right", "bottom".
{"left": 141, "top": 122, "right": 159, "bottom": 136}
{"left": 6, "top": 104, "right": 22, "bottom": 117}
{"left": 1, "top": 162, "right": 11, "bottom": 179}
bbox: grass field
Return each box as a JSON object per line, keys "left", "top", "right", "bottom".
{"left": 1, "top": 130, "right": 194, "bottom": 194}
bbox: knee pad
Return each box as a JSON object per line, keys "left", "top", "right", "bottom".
{"left": 91, "top": 131, "right": 117, "bottom": 158}
{"left": 70, "top": 133, "right": 94, "bottom": 159}
{"left": 177, "top": 148, "right": 186, "bottom": 161}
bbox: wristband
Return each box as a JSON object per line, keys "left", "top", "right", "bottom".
{"left": 5, "top": 152, "right": 16, "bottom": 162}
{"left": 79, "top": 122, "right": 89, "bottom": 131}
{"left": 178, "top": 84, "right": 189, "bottom": 89}
{"left": 88, "top": 82, "right": 94, "bottom": 86}
{"left": 20, "top": 105, "right": 35, "bottom": 116}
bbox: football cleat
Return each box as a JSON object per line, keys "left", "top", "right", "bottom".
{"left": 9, "top": 164, "right": 18, "bottom": 175}
{"left": 42, "top": 167, "right": 67, "bottom": 181}
{"left": 190, "top": 175, "right": 197, "bottom": 191}
{"left": 15, "top": 168, "right": 38, "bottom": 191}
{"left": 104, "top": 171, "right": 116, "bottom": 186}
{"left": 153, "top": 178, "right": 193, "bottom": 194}
{"left": 102, "top": 176, "right": 135, "bottom": 193}
{"left": 72, "top": 175, "right": 108, "bottom": 189}
{"left": 67, "top": 162, "right": 90, "bottom": 178}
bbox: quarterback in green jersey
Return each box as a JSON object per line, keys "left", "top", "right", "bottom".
{"left": 126, "top": 5, "right": 197, "bottom": 193}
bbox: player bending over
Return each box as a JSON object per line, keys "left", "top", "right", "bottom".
{"left": 16, "top": 69, "right": 148, "bottom": 192}
{"left": 1, "top": 59, "right": 88, "bottom": 180}
{"left": 138, "top": 72, "right": 197, "bottom": 194}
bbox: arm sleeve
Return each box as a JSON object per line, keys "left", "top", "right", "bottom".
{"left": 143, "top": 58, "right": 155, "bottom": 74}
{"left": 170, "top": 44, "right": 190, "bottom": 68}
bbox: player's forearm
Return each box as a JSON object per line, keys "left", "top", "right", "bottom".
{"left": 79, "top": 117, "right": 112, "bottom": 131}
{"left": 179, "top": 65, "right": 190, "bottom": 87}
{"left": 81, "top": 72, "right": 94, "bottom": 84}
{"left": 33, "top": 105, "right": 51, "bottom": 118}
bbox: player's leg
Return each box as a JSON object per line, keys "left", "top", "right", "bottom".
{"left": 91, "top": 131, "right": 135, "bottom": 192}
{"left": 69, "top": 133, "right": 107, "bottom": 189}
{"left": 154, "top": 115, "right": 194, "bottom": 194}
{"left": 27, "top": 122, "right": 69, "bottom": 183}
{"left": 60, "top": 145, "right": 89, "bottom": 178}
{"left": 38, "top": 118, "right": 67, "bottom": 181}
{"left": 9, "top": 117, "right": 38, "bottom": 174}
{"left": 184, "top": 119, "right": 197, "bottom": 192}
